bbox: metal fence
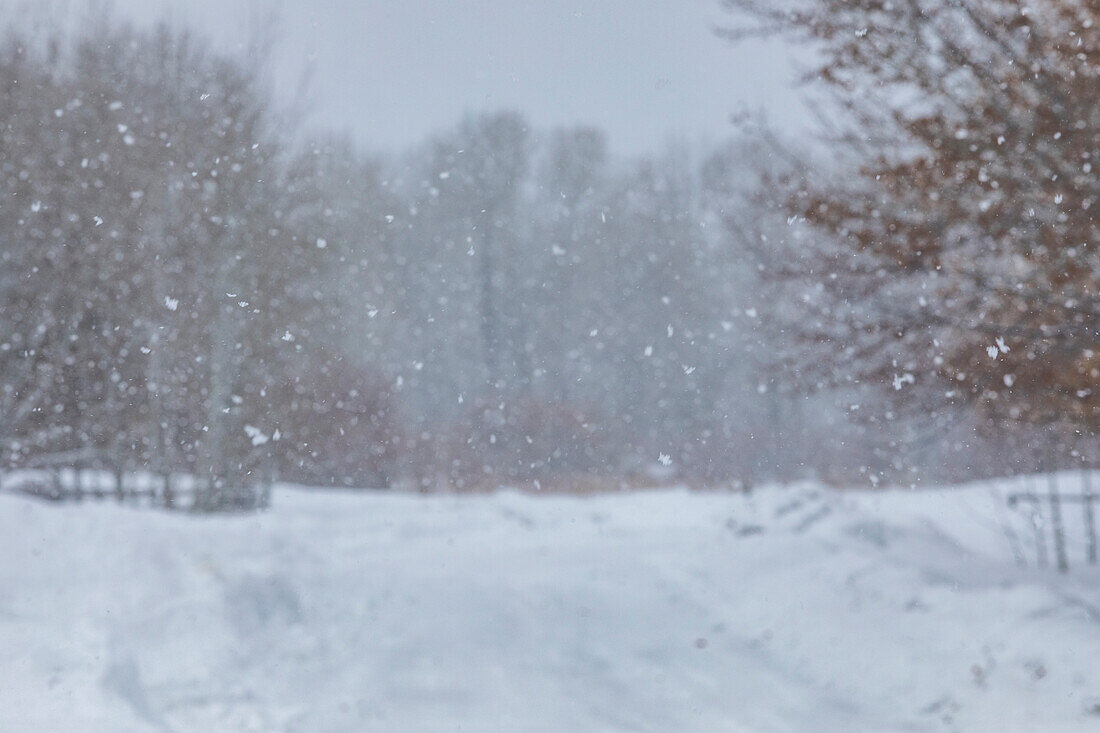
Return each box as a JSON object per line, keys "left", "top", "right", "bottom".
{"left": 1007, "top": 470, "right": 1098, "bottom": 572}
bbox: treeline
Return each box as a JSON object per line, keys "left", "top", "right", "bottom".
{"left": 0, "top": 20, "right": 402, "bottom": 504}
{"left": 2, "top": 15, "right": 915, "bottom": 497}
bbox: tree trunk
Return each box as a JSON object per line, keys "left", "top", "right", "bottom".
{"left": 477, "top": 210, "right": 500, "bottom": 393}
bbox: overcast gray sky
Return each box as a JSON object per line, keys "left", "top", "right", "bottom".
{"left": 12, "top": 0, "right": 807, "bottom": 155}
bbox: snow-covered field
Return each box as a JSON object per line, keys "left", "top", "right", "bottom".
{"left": 1, "top": 477, "right": 1098, "bottom": 732}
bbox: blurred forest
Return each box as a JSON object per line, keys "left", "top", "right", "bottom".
{"left": 0, "top": 0, "right": 1095, "bottom": 503}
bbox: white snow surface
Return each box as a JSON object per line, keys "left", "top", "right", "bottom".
{"left": 1, "top": 477, "right": 1098, "bottom": 731}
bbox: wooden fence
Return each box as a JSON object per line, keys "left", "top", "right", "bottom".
{"left": 1, "top": 449, "right": 270, "bottom": 512}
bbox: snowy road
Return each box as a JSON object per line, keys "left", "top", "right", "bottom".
{"left": 0, "top": 479, "right": 1098, "bottom": 731}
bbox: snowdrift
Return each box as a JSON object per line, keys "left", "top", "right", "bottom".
{"left": 0, "top": 477, "right": 1097, "bottom": 731}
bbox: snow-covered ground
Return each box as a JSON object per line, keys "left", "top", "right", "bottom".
{"left": 1, "top": 477, "right": 1098, "bottom": 732}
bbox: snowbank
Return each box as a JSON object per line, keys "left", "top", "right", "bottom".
{"left": 0, "top": 477, "right": 1097, "bottom": 731}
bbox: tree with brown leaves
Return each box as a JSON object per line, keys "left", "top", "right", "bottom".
{"left": 723, "top": 0, "right": 1099, "bottom": 455}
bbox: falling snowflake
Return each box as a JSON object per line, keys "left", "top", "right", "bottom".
{"left": 243, "top": 425, "right": 269, "bottom": 446}
{"left": 892, "top": 373, "right": 915, "bottom": 391}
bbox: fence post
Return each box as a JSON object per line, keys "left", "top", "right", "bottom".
{"left": 1084, "top": 469, "right": 1098, "bottom": 566}
{"left": 163, "top": 473, "right": 174, "bottom": 509}
{"left": 994, "top": 484, "right": 1027, "bottom": 567}
{"left": 1030, "top": 475, "right": 1049, "bottom": 568}
{"left": 1045, "top": 467, "right": 1069, "bottom": 573}
{"left": 92, "top": 468, "right": 104, "bottom": 500}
